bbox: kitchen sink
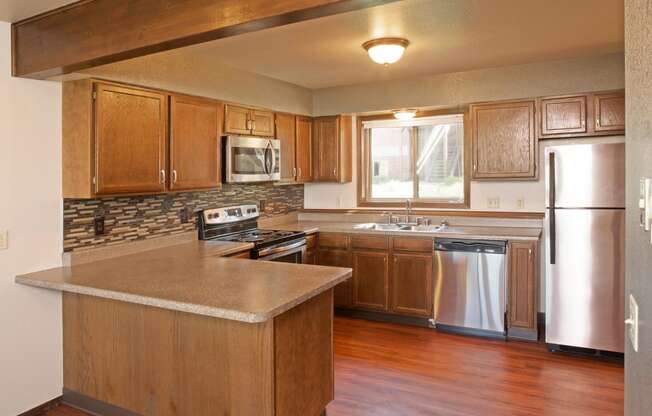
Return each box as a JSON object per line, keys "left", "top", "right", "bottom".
{"left": 352, "top": 223, "right": 442, "bottom": 233}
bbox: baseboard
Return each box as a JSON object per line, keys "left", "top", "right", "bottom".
{"left": 335, "top": 308, "right": 431, "bottom": 327}
{"left": 63, "top": 389, "right": 139, "bottom": 416}
{"left": 17, "top": 396, "right": 62, "bottom": 416}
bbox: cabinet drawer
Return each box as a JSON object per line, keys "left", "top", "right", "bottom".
{"left": 350, "top": 235, "right": 388, "bottom": 250}
{"left": 305, "top": 234, "right": 318, "bottom": 250}
{"left": 392, "top": 237, "right": 433, "bottom": 253}
{"left": 318, "top": 233, "right": 349, "bottom": 250}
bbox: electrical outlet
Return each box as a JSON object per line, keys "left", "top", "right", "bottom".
{"left": 179, "top": 208, "right": 190, "bottom": 224}
{"left": 626, "top": 294, "right": 639, "bottom": 352}
{"left": 487, "top": 197, "right": 500, "bottom": 209}
{"left": 259, "top": 200, "right": 266, "bottom": 212}
{"left": 516, "top": 198, "right": 526, "bottom": 209}
{"left": 0, "top": 229, "right": 8, "bottom": 250}
{"left": 336, "top": 196, "right": 342, "bottom": 208}
{"left": 93, "top": 216, "right": 105, "bottom": 236}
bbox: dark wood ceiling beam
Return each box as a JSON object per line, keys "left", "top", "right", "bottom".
{"left": 12, "top": 0, "right": 399, "bottom": 79}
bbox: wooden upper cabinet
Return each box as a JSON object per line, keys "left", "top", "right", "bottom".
{"left": 508, "top": 241, "right": 537, "bottom": 330}
{"left": 390, "top": 253, "right": 433, "bottom": 317}
{"left": 313, "top": 115, "right": 352, "bottom": 183}
{"left": 170, "top": 95, "right": 223, "bottom": 191}
{"left": 537, "top": 90, "right": 625, "bottom": 139}
{"left": 594, "top": 92, "right": 625, "bottom": 132}
{"left": 275, "top": 113, "right": 297, "bottom": 182}
{"left": 94, "top": 83, "right": 168, "bottom": 196}
{"left": 539, "top": 95, "right": 587, "bottom": 137}
{"left": 471, "top": 100, "right": 537, "bottom": 180}
{"left": 224, "top": 104, "right": 251, "bottom": 135}
{"left": 296, "top": 116, "right": 313, "bottom": 182}
{"left": 352, "top": 251, "right": 389, "bottom": 311}
{"left": 252, "top": 110, "right": 275, "bottom": 136}
{"left": 224, "top": 104, "right": 274, "bottom": 137}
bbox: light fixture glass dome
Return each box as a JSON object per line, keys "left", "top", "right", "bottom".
{"left": 393, "top": 109, "right": 417, "bottom": 120}
{"left": 363, "top": 38, "right": 410, "bottom": 65}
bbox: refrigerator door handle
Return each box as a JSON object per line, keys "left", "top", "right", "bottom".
{"left": 549, "top": 152, "right": 556, "bottom": 265}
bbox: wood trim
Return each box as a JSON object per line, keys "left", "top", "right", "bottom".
{"left": 13, "top": 0, "right": 401, "bottom": 79}
{"left": 17, "top": 396, "right": 62, "bottom": 416}
{"left": 356, "top": 108, "right": 471, "bottom": 209}
{"left": 301, "top": 208, "right": 545, "bottom": 220}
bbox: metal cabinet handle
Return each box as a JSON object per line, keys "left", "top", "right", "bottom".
{"left": 333, "top": 168, "right": 337, "bottom": 176}
{"left": 172, "top": 170, "right": 178, "bottom": 184}
{"left": 293, "top": 167, "right": 297, "bottom": 178}
{"left": 298, "top": 168, "right": 302, "bottom": 178}
{"left": 160, "top": 170, "right": 166, "bottom": 184}
{"left": 252, "top": 120, "right": 256, "bottom": 131}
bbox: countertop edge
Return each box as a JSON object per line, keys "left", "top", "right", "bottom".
{"left": 15, "top": 268, "right": 352, "bottom": 323}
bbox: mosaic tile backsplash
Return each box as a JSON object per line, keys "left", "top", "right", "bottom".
{"left": 63, "top": 183, "right": 304, "bottom": 252}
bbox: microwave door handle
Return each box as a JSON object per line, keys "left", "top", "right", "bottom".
{"left": 269, "top": 140, "right": 277, "bottom": 177}
{"left": 264, "top": 140, "right": 274, "bottom": 176}
{"left": 549, "top": 151, "right": 556, "bottom": 265}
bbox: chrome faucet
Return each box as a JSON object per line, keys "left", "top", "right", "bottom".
{"left": 405, "top": 199, "right": 413, "bottom": 221}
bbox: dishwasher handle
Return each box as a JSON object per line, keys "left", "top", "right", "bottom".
{"left": 434, "top": 239, "right": 506, "bottom": 254}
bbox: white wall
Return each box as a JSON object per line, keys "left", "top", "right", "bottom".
{"left": 0, "top": 21, "right": 63, "bottom": 415}
{"left": 305, "top": 54, "right": 625, "bottom": 212}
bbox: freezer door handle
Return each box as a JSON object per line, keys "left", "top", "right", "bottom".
{"left": 549, "top": 152, "right": 556, "bottom": 265}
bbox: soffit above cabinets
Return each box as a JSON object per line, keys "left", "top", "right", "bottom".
{"left": 92, "top": 0, "right": 623, "bottom": 89}
{"left": 0, "top": 0, "right": 76, "bottom": 23}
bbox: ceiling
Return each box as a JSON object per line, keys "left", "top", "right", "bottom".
{"left": 118, "top": 0, "right": 623, "bottom": 89}
{"left": 0, "top": 0, "right": 76, "bottom": 22}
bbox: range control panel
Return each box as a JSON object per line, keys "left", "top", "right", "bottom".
{"left": 203, "top": 204, "right": 259, "bottom": 225}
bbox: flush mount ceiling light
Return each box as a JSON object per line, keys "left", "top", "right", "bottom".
{"left": 393, "top": 109, "right": 417, "bottom": 120}
{"left": 362, "top": 37, "right": 410, "bottom": 66}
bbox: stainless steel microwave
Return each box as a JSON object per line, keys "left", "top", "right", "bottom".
{"left": 223, "top": 136, "right": 281, "bottom": 183}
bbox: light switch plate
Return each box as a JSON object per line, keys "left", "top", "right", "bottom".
{"left": 626, "top": 294, "right": 639, "bottom": 352}
{"left": 0, "top": 229, "right": 7, "bottom": 250}
{"left": 516, "top": 198, "right": 525, "bottom": 209}
{"left": 487, "top": 197, "right": 500, "bottom": 209}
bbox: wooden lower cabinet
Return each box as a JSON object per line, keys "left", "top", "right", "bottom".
{"left": 390, "top": 253, "right": 433, "bottom": 317}
{"left": 318, "top": 248, "right": 352, "bottom": 308}
{"left": 508, "top": 241, "right": 538, "bottom": 332}
{"left": 352, "top": 251, "right": 389, "bottom": 311}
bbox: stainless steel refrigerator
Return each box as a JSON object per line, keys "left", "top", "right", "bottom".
{"left": 545, "top": 142, "right": 625, "bottom": 353}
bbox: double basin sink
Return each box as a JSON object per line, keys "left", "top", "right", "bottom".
{"left": 352, "top": 223, "right": 444, "bottom": 233}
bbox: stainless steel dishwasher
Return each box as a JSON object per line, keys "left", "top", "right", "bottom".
{"left": 432, "top": 239, "right": 507, "bottom": 338}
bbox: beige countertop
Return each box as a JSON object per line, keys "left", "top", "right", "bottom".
{"left": 266, "top": 221, "right": 541, "bottom": 241}
{"left": 16, "top": 240, "right": 351, "bottom": 323}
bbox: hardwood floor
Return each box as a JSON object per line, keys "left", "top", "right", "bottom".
{"left": 44, "top": 316, "right": 623, "bottom": 416}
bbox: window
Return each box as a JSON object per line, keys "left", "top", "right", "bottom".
{"left": 360, "top": 114, "right": 468, "bottom": 208}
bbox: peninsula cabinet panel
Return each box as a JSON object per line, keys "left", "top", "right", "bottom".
{"left": 508, "top": 241, "right": 537, "bottom": 331}
{"left": 390, "top": 253, "right": 433, "bottom": 317}
{"left": 539, "top": 95, "right": 587, "bottom": 137}
{"left": 170, "top": 95, "right": 223, "bottom": 191}
{"left": 352, "top": 251, "right": 389, "bottom": 311}
{"left": 275, "top": 113, "right": 297, "bottom": 182}
{"left": 594, "top": 92, "right": 625, "bottom": 132}
{"left": 471, "top": 100, "right": 537, "bottom": 180}
{"left": 318, "top": 249, "right": 352, "bottom": 308}
{"left": 313, "top": 115, "right": 352, "bottom": 183}
{"left": 95, "top": 83, "right": 168, "bottom": 195}
{"left": 296, "top": 116, "right": 314, "bottom": 182}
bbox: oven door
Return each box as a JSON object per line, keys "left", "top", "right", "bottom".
{"left": 224, "top": 136, "right": 281, "bottom": 183}
{"left": 257, "top": 240, "right": 307, "bottom": 263}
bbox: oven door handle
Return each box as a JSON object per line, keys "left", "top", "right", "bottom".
{"left": 257, "top": 239, "right": 306, "bottom": 257}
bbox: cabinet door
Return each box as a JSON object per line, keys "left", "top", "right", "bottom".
{"left": 594, "top": 92, "right": 625, "bottom": 132}
{"left": 252, "top": 110, "right": 275, "bottom": 137}
{"left": 296, "top": 116, "right": 313, "bottom": 182}
{"left": 170, "top": 95, "right": 222, "bottom": 190}
{"left": 314, "top": 116, "right": 340, "bottom": 182}
{"left": 390, "top": 253, "right": 433, "bottom": 317}
{"left": 275, "top": 113, "right": 296, "bottom": 182}
{"left": 318, "top": 249, "right": 352, "bottom": 308}
{"left": 352, "top": 251, "right": 389, "bottom": 311}
{"left": 94, "top": 83, "right": 167, "bottom": 195}
{"left": 304, "top": 250, "right": 318, "bottom": 265}
{"left": 540, "top": 95, "right": 587, "bottom": 137}
{"left": 224, "top": 104, "right": 251, "bottom": 135}
{"left": 508, "top": 241, "right": 537, "bottom": 329}
{"left": 471, "top": 100, "right": 536, "bottom": 180}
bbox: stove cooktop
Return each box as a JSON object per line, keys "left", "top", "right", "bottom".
{"left": 215, "top": 229, "right": 304, "bottom": 247}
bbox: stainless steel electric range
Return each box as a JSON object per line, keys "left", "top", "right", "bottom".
{"left": 197, "top": 204, "right": 306, "bottom": 263}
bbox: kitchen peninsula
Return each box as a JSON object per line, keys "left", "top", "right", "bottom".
{"left": 16, "top": 242, "right": 351, "bottom": 416}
